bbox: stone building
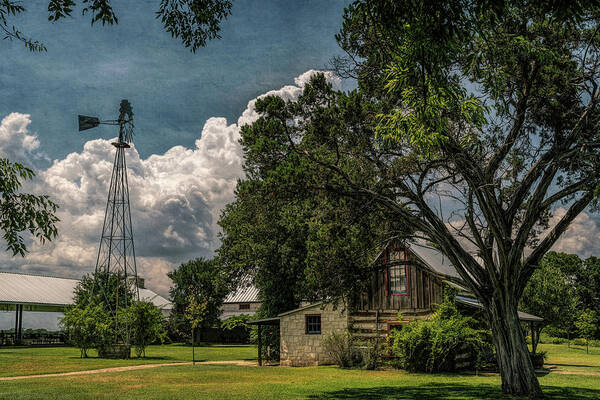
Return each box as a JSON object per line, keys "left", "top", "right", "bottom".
{"left": 279, "top": 302, "right": 347, "bottom": 366}
{"left": 220, "top": 284, "right": 260, "bottom": 320}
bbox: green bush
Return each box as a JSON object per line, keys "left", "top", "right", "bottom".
{"left": 572, "top": 338, "right": 588, "bottom": 346}
{"left": 358, "top": 339, "right": 386, "bottom": 370}
{"left": 323, "top": 331, "right": 387, "bottom": 370}
{"left": 390, "top": 293, "right": 492, "bottom": 373}
{"left": 128, "top": 301, "right": 167, "bottom": 358}
{"left": 323, "top": 331, "right": 361, "bottom": 368}
{"left": 61, "top": 303, "right": 112, "bottom": 358}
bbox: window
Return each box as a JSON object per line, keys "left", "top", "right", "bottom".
{"left": 386, "top": 248, "right": 408, "bottom": 295}
{"left": 239, "top": 303, "right": 250, "bottom": 310}
{"left": 387, "top": 322, "right": 404, "bottom": 354}
{"left": 305, "top": 315, "right": 321, "bottom": 334}
{"left": 389, "top": 264, "right": 408, "bottom": 295}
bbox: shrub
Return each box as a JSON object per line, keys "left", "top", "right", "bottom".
{"left": 128, "top": 300, "right": 167, "bottom": 358}
{"left": 358, "top": 339, "right": 386, "bottom": 370}
{"left": 323, "top": 332, "right": 387, "bottom": 370}
{"left": 323, "top": 331, "right": 361, "bottom": 368}
{"left": 222, "top": 314, "right": 253, "bottom": 342}
{"left": 390, "top": 294, "right": 492, "bottom": 373}
{"left": 61, "top": 303, "right": 111, "bottom": 358}
{"left": 572, "top": 338, "right": 588, "bottom": 346}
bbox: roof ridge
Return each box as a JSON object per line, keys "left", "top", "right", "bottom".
{"left": 0, "top": 270, "right": 80, "bottom": 281}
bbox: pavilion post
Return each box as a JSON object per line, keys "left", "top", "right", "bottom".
{"left": 14, "top": 305, "right": 19, "bottom": 345}
{"left": 258, "top": 325, "right": 262, "bottom": 366}
{"left": 17, "top": 305, "right": 23, "bottom": 345}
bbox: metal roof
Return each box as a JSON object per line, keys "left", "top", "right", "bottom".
{"left": 456, "top": 295, "right": 543, "bottom": 322}
{"left": 408, "top": 239, "right": 462, "bottom": 279}
{"left": 247, "top": 317, "right": 280, "bottom": 325}
{"left": 278, "top": 301, "right": 324, "bottom": 317}
{"left": 224, "top": 284, "right": 260, "bottom": 303}
{"left": 0, "top": 271, "right": 172, "bottom": 310}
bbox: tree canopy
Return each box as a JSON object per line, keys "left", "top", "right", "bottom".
{"left": 63, "top": 270, "right": 165, "bottom": 358}
{"left": 521, "top": 251, "right": 600, "bottom": 340}
{"left": 167, "top": 258, "right": 228, "bottom": 338}
{"left": 520, "top": 252, "right": 579, "bottom": 336}
{"left": 2, "top": 0, "right": 232, "bottom": 52}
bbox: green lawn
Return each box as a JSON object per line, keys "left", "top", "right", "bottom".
{"left": 0, "top": 344, "right": 256, "bottom": 377}
{"left": 0, "top": 343, "right": 598, "bottom": 399}
{"left": 0, "top": 364, "right": 599, "bottom": 400}
{"left": 538, "top": 342, "right": 600, "bottom": 374}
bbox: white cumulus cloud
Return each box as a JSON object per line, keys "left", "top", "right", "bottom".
{"left": 550, "top": 208, "right": 600, "bottom": 258}
{"left": 0, "top": 70, "right": 338, "bottom": 297}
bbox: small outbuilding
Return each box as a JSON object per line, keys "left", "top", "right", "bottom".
{"left": 279, "top": 302, "right": 348, "bottom": 366}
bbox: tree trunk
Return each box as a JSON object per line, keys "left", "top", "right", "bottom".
{"left": 487, "top": 295, "right": 543, "bottom": 398}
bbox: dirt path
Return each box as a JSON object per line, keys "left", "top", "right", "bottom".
{"left": 0, "top": 360, "right": 256, "bottom": 381}
{"left": 543, "top": 366, "right": 600, "bottom": 377}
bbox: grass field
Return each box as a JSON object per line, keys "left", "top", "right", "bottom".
{"left": 0, "top": 342, "right": 598, "bottom": 399}
{"left": 0, "top": 344, "right": 256, "bottom": 377}
{"left": 540, "top": 343, "right": 600, "bottom": 374}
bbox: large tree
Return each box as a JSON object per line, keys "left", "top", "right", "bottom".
{"left": 577, "top": 256, "right": 600, "bottom": 315}
{"left": 339, "top": 2, "right": 600, "bottom": 396}
{"left": 1, "top": 0, "right": 231, "bottom": 52}
{"left": 520, "top": 252, "right": 579, "bottom": 341}
{"left": 167, "top": 258, "right": 228, "bottom": 339}
{"left": 233, "top": 0, "right": 600, "bottom": 393}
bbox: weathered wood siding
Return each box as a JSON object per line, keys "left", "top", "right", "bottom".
{"left": 349, "top": 244, "right": 445, "bottom": 339}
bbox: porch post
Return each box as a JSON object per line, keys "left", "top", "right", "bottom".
{"left": 258, "top": 325, "right": 262, "bottom": 366}
{"left": 14, "top": 304, "right": 19, "bottom": 344}
{"left": 17, "top": 305, "right": 23, "bottom": 344}
{"left": 529, "top": 321, "right": 537, "bottom": 355}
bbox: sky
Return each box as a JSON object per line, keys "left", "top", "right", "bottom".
{"left": 1, "top": 1, "right": 599, "bottom": 330}
{"left": 0, "top": 1, "right": 351, "bottom": 302}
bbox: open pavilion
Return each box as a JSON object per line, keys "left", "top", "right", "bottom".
{"left": 0, "top": 271, "right": 171, "bottom": 345}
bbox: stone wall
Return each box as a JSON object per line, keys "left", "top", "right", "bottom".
{"left": 220, "top": 302, "right": 261, "bottom": 320}
{"left": 280, "top": 303, "right": 348, "bottom": 367}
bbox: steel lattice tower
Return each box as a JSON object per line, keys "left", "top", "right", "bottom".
{"left": 79, "top": 100, "right": 140, "bottom": 346}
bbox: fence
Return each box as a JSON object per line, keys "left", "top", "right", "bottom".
{"left": 0, "top": 330, "right": 67, "bottom": 346}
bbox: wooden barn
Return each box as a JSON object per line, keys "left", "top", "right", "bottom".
{"left": 348, "top": 240, "right": 452, "bottom": 341}
{"left": 252, "top": 240, "right": 542, "bottom": 367}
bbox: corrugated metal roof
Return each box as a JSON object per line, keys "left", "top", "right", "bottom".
{"left": 408, "top": 239, "right": 462, "bottom": 279}
{"left": 138, "top": 288, "right": 173, "bottom": 310}
{"left": 224, "top": 285, "right": 260, "bottom": 303}
{"left": 0, "top": 271, "right": 172, "bottom": 310}
{"left": 278, "top": 301, "right": 324, "bottom": 317}
{"left": 456, "top": 295, "right": 543, "bottom": 322}
{"left": 0, "top": 272, "right": 77, "bottom": 306}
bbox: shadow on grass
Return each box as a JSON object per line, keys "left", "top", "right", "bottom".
{"left": 171, "top": 343, "right": 253, "bottom": 348}
{"left": 306, "top": 383, "right": 600, "bottom": 400}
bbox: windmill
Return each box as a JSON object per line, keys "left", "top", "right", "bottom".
{"left": 78, "top": 100, "right": 139, "bottom": 352}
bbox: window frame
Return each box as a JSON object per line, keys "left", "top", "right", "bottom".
{"left": 305, "top": 314, "right": 322, "bottom": 335}
{"left": 238, "top": 303, "right": 250, "bottom": 310}
{"left": 384, "top": 247, "right": 410, "bottom": 296}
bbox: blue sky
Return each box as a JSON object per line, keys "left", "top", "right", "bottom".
{"left": 1, "top": 0, "right": 351, "bottom": 163}
{"left": 0, "top": 1, "right": 353, "bottom": 304}
{"left": 0, "top": 1, "right": 354, "bottom": 328}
